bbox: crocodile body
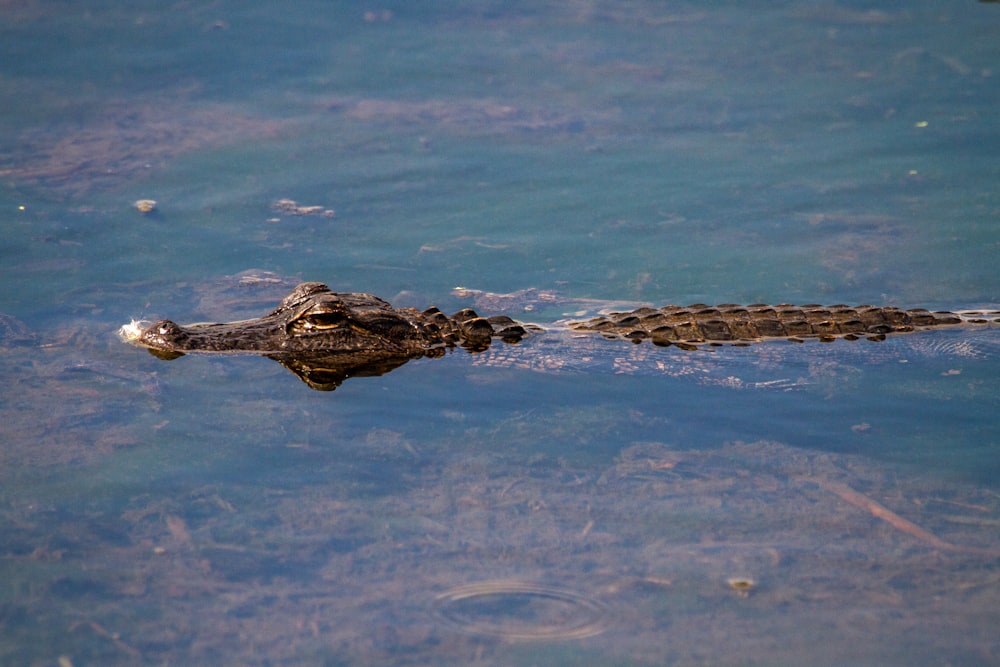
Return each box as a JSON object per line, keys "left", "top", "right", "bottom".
{"left": 567, "top": 303, "right": 981, "bottom": 349}
{"left": 125, "top": 282, "right": 998, "bottom": 390}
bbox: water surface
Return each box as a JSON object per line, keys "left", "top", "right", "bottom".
{"left": 2, "top": 2, "right": 999, "bottom": 665}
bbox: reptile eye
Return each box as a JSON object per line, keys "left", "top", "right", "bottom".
{"left": 155, "top": 321, "right": 182, "bottom": 336}
{"left": 298, "top": 312, "right": 347, "bottom": 330}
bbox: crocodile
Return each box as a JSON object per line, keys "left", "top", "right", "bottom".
{"left": 123, "top": 281, "right": 999, "bottom": 390}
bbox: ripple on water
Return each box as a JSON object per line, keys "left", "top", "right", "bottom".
{"left": 434, "top": 580, "right": 611, "bottom": 641}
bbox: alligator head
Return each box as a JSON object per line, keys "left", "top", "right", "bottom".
{"left": 135, "top": 282, "right": 440, "bottom": 356}
{"left": 126, "top": 282, "right": 528, "bottom": 390}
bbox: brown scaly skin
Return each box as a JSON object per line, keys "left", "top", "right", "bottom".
{"left": 568, "top": 303, "right": 978, "bottom": 349}
{"left": 135, "top": 282, "right": 530, "bottom": 357}
{"left": 130, "top": 282, "right": 997, "bottom": 390}
{"left": 133, "top": 282, "right": 529, "bottom": 389}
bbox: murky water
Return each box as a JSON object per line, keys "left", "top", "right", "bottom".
{"left": 2, "top": 2, "right": 999, "bottom": 665}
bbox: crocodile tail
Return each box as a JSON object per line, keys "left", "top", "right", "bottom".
{"left": 566, "top": 304, "right": 999, "bottom": 346}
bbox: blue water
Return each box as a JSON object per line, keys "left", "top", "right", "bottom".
{"left": 2, "top": 2, "right": 999, "bottom": 665}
